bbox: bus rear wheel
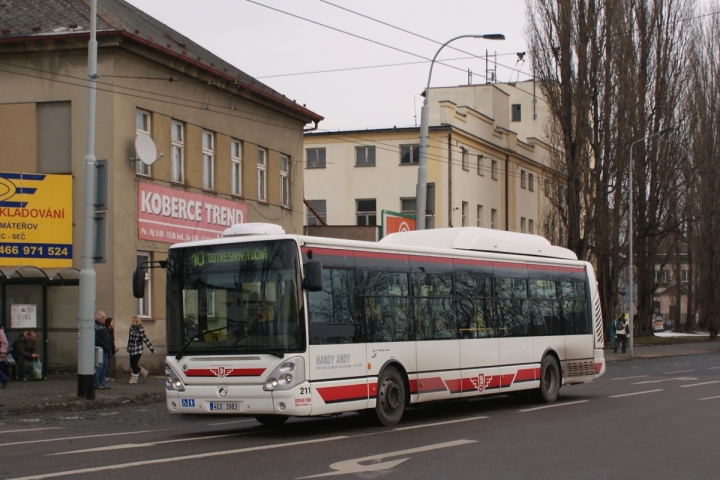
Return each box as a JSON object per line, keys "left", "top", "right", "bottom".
{"left": 533, "top": 355, "right": 560, "bottom": 403}
{"left": 255, "top": 415, "right": 289, "bottom": 426}
{"left": 373, "top": 366, "right": 406, "bottom": 426}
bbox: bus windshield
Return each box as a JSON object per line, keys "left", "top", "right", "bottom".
{"left": 166, "top": 239, "right": 305, "bottom": 356}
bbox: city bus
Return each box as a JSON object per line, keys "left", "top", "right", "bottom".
{"left": 134, "top": 222, "right": 605, "bottom": 426}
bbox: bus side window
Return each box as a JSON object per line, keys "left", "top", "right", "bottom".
{"left": 496, "top": 277, "right": 530, "bottom": 337}
{"left": 308, "top": 268, "right": 359, "bottom": 344}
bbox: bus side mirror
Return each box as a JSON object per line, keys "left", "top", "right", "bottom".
{"left": 133, "top": 266, "right": 145, "bottom": 298}
{"left": 302, "top": 261, "right": 323, "bottom": 292}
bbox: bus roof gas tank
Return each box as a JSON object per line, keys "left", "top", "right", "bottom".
{"left": 223, "top": 223, "right": 285, "bottom": 237}
{"left": 379, "top": 227, "right": 577, "bottom": 260}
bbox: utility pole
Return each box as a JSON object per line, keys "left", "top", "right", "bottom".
{"left": 77, "top": 0, "right": 99, "bottom": 399}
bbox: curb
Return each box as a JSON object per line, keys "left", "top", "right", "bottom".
{"left": 0, "top": 392, "right": 165, "bottom": 416}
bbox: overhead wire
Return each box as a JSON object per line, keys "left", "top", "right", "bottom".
{"left": 246, "top": 0, "right": 497, "bottom": 83}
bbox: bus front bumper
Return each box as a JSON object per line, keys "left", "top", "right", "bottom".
{"left": 166, "top": 383, "right": 313, "bottom": 416}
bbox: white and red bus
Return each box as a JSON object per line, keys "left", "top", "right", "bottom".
{"left": 135, "top": 223, "right": 605, "bottom": 426}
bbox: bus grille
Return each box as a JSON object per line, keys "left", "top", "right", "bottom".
{"left": 566, "top": 360, "right": 595, "bottom": 377}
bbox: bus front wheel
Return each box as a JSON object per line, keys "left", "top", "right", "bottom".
{"left": 534, "top": 355, "right": 560, "bottom": 403}
{"left": 373, "top": 366, "right": 406, "bottom": 426}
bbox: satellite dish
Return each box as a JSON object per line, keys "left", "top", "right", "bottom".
{"left": 135, "top": 134, "right": 158, "bottom": 166}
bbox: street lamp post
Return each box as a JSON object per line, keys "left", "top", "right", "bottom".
{"left": 416, "top": 34, "right": 504, "bottom": 230}
{"left": 628, "top": 126, "right": 674, "bottom": 356}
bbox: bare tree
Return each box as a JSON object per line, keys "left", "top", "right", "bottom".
{"left": 527, "top": 0, "right": 693, "bottom": 337}
{"left": 688, "top": 2, "right": 720, "bottom": 338}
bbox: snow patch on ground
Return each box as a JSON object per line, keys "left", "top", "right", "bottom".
{"left": 654, "top": 331, "right": 709, "bottom": 337}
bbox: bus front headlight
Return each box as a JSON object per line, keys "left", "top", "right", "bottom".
{"left": 165, "top": 361, "right": 186, "bottom": 392}
{"left": 263, "top": 357, "right": 305, "bottom": 391}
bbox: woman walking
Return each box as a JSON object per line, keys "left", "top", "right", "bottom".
{"left": 127, "top": 315, "right": 155, "bottom": 384}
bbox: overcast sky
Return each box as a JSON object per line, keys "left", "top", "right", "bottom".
{"left": 126, "top": 0, "right": 531, "bottom": 131}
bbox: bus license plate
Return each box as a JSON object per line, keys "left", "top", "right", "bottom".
{"left": 209, "top": 402, "right": 239, "bottom": 411}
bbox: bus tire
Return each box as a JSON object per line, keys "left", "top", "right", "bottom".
{"left": 255, "top": 415, "right": 289, "bottom": 426}
{"left": 373, "top": 366, "right": 406, "bottom": 426}
{"left": 534, "top": 355, "right": 560, "bottom": 403}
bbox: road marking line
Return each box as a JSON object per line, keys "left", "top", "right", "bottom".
{"left": 0, "top": 429, "right": 170, "bottom": 447}
{"left": 297, "top": 439, "right": 477, "bottom": 478}
{"left": 611, "top": 375, "right": 648, "bottom": 381}
{"left": 632, "top": 377, "right": 696, "bottom": 385}
{"left": 6, "top": 436, "right": 348, "bottom": 480}
{"left": 699, "top": 396, "right": 720, "bottom": 401}
{"left": 665, "top": 370, "right": 694, "bottom": 374}
{"left": 680, "top": 381, "right": 720, "bottom": 388}
{"left": 49, "top": 432, "right": 249, "bottom": 455}
{"left": 393, "top": 416, "right": 487, "bottom": 431}
{"left": 707, "top": 367, "right": 720, "bottom": 370}
{"left": 208, "top": 419, "right": 256, "bottom": 426}
{"left": 610, "top": 389, "right": 662, "bottom": 398}
{"left": 0, "top": 427, "right": 64, "bottom": 434}
{"left": 519, "top": 400, "right": 588, "bottom": 412}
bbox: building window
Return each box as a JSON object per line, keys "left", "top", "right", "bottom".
{"left": 400, "top": 144, "right": 420, "bottom": 165}
{"left": 280, "top": 155, "right": 290, "bottom": 208}
{"left": 529, "top": 219, "right": 535, "bottom": 234}
{"left": 461, "top": 147, "right": 469, "bottom": 171}
{"left": 521, "top": 217, "right": 526, "bottom": 233}
{"left": 356, "top": 199, "right": 376, "bottom": 226}
{"left": 477, "top": 155, "right": 484, "bottom": 176}
{"left": 529, "top": 173, "right": 535, "bottom": 192}
{"left": 521, "top": 170, "right": 527, "bottom": 189}
{"left": 544, "top": 178, "right": 551, "bottom": 197}
{"left": 170, "top": 121, "right": 184, "bottom": 184}
{"left": 307, "top": 148, "right": 326, "bottom": 168}
{"left": 655, "top": 269, "right": 668, "bottom": 284}
{"left": 491, "top": 160, "right": 498, "bottom": 180}
{"left": 231, "top": 140, "right": 242, "bottom": 196}
{"left": 202, "top": 130, "right": 214, "bottom": 190}
{"left": 307, "top": 200, "right": 326, "bottom": 226}
{"left": 257, "top": 148, "right": 267, "bottom": 202}
{"left": 491, "top": 209, "right": 498, "bottom": 229}
{"left": 401, "top": 198, "right": 416, "bottom": 216}
{"left": 356, "top": 146, "right": 376, "bottom": 167}
{"left": 512, "top": 104, "right": 521, "bottom": 122}
{"left": 136, "top": 252, "right": 151, "bottom": 317}
{"left": 681, "top": 270, "right": 688, "bottom": 284}
{"left": 462, "top": 201, "right": 468, "bottom": 226}
{"left": 477, "top": 205, "right": 483, "bottom": 227}
{"left": 135, "top": 109, "right": 151, "bottom": 176}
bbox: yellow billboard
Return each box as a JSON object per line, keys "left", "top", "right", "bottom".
{"left": 0, "top": 173, "right": 72, "bottom": 268}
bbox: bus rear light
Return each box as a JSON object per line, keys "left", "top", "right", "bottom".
{"left": 263, "top": 357, "right": 305, "bottom": 391}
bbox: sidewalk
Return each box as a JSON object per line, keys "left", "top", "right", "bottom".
{"left": 605, "top": 340, "right": 720, "bottom": 361}
{"left": 0, "top": 373, "right": 166, "bottom": 416}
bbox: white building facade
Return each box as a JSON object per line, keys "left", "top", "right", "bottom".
{"left": 304, "top": 81, "right": 557, "bottom": 237}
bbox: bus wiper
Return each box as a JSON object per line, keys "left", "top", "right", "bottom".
{"left": 175, "top": 336, "right": 197, "bottom": 361}
{"left": 231, "top": 345, "right": 284, "bottom": 359}
{"left": 175, "top": 324, "right": 241, "bottom": 361}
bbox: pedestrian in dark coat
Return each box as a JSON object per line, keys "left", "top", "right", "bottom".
{"left": 127, "top": 315, "right": 154, "bottom": 384}
{"left": 94, "top": 312, "right": 112, "bottom": 390}
{"left": 105, "top": 317, "right": 116, "bottom": 382}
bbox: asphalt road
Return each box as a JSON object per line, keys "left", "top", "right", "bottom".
{"left": 2, "top": 353, "right": 719, "bottom": 480}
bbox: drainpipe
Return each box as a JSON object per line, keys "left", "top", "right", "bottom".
{"left": 505, "top": 155, "right": 510, "bottom": 230}
{"left": 448, "top": 132, "right": 453, "bottom": 227}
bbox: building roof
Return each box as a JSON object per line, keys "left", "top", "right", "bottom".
{"left": 0, "top": 0, "right": 323, "bottom": 124}
{"left": 304, "top": 125, "right": 449, "bottom": 138}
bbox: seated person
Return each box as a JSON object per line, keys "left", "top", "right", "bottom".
{"left": 12, "top": 330, "right": 39, "bottom": 381}
{"left": 184, "top": 315, "right": 199, "bottom": 339}
{"left": 434, "top": 319, "right": 455, "bottom": 339}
